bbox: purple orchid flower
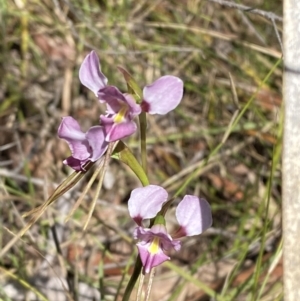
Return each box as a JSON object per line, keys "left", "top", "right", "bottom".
{"left": 79, "top": 51, "right": 184, "bottom": 142}
{"left": 128, "top": 185, "right": 212, "bottom": 274}
{"left": 98, "top": 86, "right": 141, "bottom": 142}
{"left": 58, "top": 116, "right": 108, "bottom": 171}
{"left": 79, "top": 51, "right": 141, "bottom": 142}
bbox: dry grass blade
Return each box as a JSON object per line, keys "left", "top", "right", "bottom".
{"left": 0, "top": 162, "right": 94, "bottom": 259}
{"left": 64, "top": 159, "right": 105, "bottom": 223}
{"left": 83, "top": 142, "right": 117, "bottom": 230}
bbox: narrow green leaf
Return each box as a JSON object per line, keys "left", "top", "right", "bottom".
{"left": 122, "top": 256, "right": 143, "bottom": 301}
{"left": 112, "top": 141, "right": 149, "bottom": 186}
{"left": 117, "top": 66, "right": 143, "bottom": 101}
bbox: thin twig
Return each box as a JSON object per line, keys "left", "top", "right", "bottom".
{"left": 136, "top": 273, "right": 145, "bottom": 301}
{"left": 271, "top": 18, "right": 283, "bottom": 53}
{"left": 206, "top": 0, "right": 282, "bottom": 22}
{"left": 84, "top": 142, "right": 117, "bottom": 230}
{"left": 145, "top": 269, "right": 155, "bottom": 301}
{"left": 51, "top": 225, "right": 76, "bottom": 301}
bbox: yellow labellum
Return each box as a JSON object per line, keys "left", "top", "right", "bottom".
{"left": 149, "top": 237, "right": 160, "bottom": 254}
{"left": 114, "top": 104, "right": 128, "bottom": 123}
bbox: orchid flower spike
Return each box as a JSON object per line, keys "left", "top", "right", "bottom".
{"left": 128, "top": 185, "right": 212, "bottom": 273}
{"left": 58, "top": 116, "right": 108, "bottom": 171}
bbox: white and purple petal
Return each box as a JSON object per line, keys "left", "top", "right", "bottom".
{"left": 142, "top": 75, "right": 183, "bottom": 115}
{"left": 137, "top": 242, "right": 170, "bottom": 274}
{"left": 128, "top": 185, "right": 168, "bottom": 225}
{"left": 135, "top": 224, "right": 181, "bottom": 273}
{"left": 63, "top": 156, "right": 88, "bottom": 171}
{"left": 174, "top": 195, "right": 212, "bottom": 238}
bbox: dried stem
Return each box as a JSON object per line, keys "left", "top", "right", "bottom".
{"left": 145, "top": 269, "right": 155, "bottom": 301}
{"left": 206, "top": 0, "right": 282, "bottom": 22}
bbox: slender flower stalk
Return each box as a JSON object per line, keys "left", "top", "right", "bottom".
{"left": 139, "top": 112, "right": 148, "bottom": 172}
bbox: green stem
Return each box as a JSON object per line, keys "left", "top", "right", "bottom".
{"left": 122, "top": 256, "right": 143, "bottom": 301}
{"left": 139, "top": 112, "right": 147, "bottom": 173}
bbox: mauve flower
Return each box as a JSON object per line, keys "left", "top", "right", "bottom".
{"left": 128, "top": 185, "right": 212, "bottom": 273}
{"left": 58, "top": 116, "right": 108, "bottom": 171}
{"left": 98, "top": 86, "right": 141, "bottom": 142}
{"left": 134, "top": 224, "right": 181, "bottom": 273}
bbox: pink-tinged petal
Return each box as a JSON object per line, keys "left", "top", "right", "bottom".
{"left": 128, "top": 186, "right": 168, "bottom": 225}
{"left": 137, "top": 242, "right": 170, "bottom": 274}
{"left": 147, "top": 224, "right": 181, "bottom": 251}
{"left": 63, "top": 156, "right": 88, "bottom": 171}
{"left": 79, "top": 51, "right": 108, "bottom": 96}
{"left": 100, "top": 114, "right": 114, "bottom": 126}
{"left": 86, "top": 126, "right": 108, "bottom": 161}
{"left": 58, "top": 116, "right": 85, "bottom": 140}
{"left": 58, "top": 117, "right": 91, "bottom": 160}
{"left": 98, "top": 86, "right": 127, "bottom": 112}
{"left": 98, "top": 87, "right": 141, "bottom": 117}
{"left": 134, "top": 226, "right": 152, "bottom": 240}
{"left": 175, "top": 196, "right": 212, "bottom": 237}
{"left": 124, "top": 93, "right": 142, "bottom": 117}
{"left": 104, "top": 120, "right": 137, "bottom": 142}
{"left": 135, "top": 224, "right": 181, "bottom": 273}
{"left": 135, "top": 226, "right": 181, "bottom": 252}
{"left": 142, "top": 75, "right": 183, "bottom": 115}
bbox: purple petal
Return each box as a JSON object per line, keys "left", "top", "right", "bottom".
{"left": 134, "top": 226, "right": 152, "bottom": 240}
{"left": 98, "top": 87, "right": 141, "bottom": 117}
{"left": 63, "top": 156, "right": 87, "bottom": 171}
{"left": 58, "top": 117, "right": 91, "bottom": 160}
{"left": 137, "top": 242, "right": 170, "bottom": 274}
{"left": 175, "top": 196, "right": 212, "bottom": 237}
{"left": 104, "top": 120, "right": 137, "bottom": 142}
{"left": 98, "top": 86, "right": 127, "bottom": 112}
{"left": 100, "top": 115, "right": 114, "bottom": 126}
{"left": 142, "top": 75, "right": 183, "bottom": 115}
{"left": 124, "top": 93, "right": 142, "bottom": 117}
{"left": 86, "top": 126, "right": 108, "bottom": 161}
{"left": 79, "top": 51, "right": 108, "bottom": 96}
{"left": 135, "top": 224, "right": 180, "bottom": 273}
{"left": 136, "top": 224, "right": 181, "bottom": 252}
{"left": 128, "top": 185, "right": 168, "bottom": 225}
